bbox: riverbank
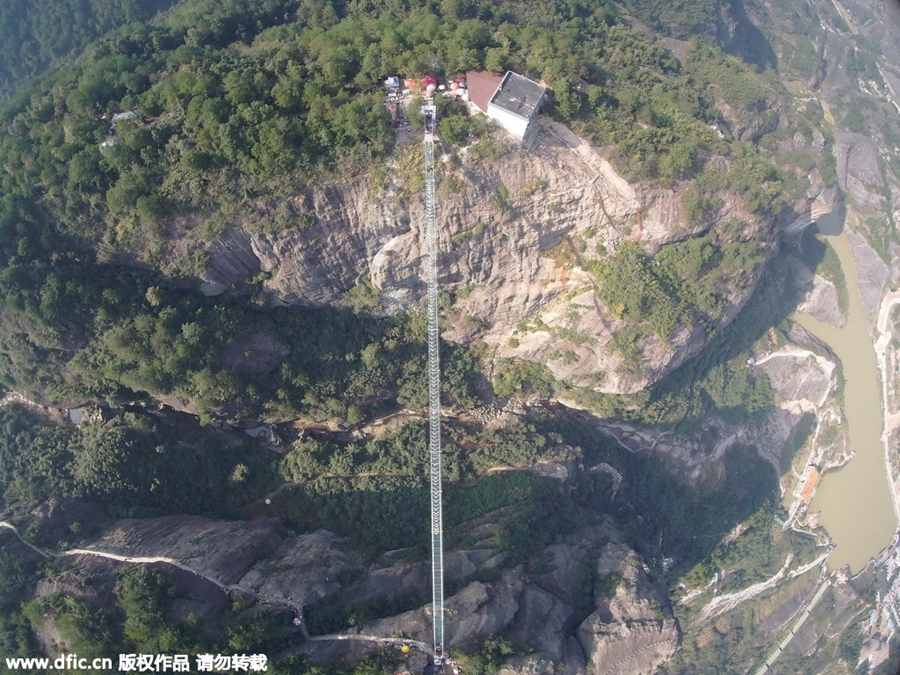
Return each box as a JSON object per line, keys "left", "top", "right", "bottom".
{"left": 792, "top": 232, "right": 897, "bottom": 573}
{"left": 873, "top": 290, "right": 900, "bottom": 526}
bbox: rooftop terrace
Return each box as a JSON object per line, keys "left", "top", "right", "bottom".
{"left": 489, "top": 72, "right": 546, "bottom": 119}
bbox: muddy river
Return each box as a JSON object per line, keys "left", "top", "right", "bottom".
{"left": 794, "top": 230, "right": 897, "bottom": 572}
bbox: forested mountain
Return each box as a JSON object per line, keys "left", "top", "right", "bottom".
{"left": 0, "top": 0, "right": 181, "bottom": 99}
{"left": 0, "top": 0, "right": 810, "bottom": 414}
{"left": 1, "top": 0, "right": 899, "bottom": 673}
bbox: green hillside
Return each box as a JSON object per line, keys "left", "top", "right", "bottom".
{"left": 0, "top": 0, "right": 180, "bottom": 99}
{"left": 1, "top": 0, "right": 897, "bottom": 672}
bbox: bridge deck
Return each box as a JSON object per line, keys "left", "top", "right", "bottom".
{"left": 423, "top": 105, "right": 445, "bottom": 659}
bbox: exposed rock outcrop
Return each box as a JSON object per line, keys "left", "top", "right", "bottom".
{"left": 195, "top": 124, "right": 777, "bottom": 394}
{"left": 846, "top": 228, "right": 891, "bottom": 332}
{"left": 835, "top": 133, "right": 885, "bottom": 211}
{"left": 576, "top": 543, "right": 680, "bottom": 675}
{"left": 794, "top": 260, "right": 845, "bottom": 328}
{"left": 54, "top": 512, "right": 677, "bottom": 675}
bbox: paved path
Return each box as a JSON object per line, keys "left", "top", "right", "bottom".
{"left": 0, "top": 521, "right": 52, "bottom": 559}
{"left": 0, "top": 520, "right": 434, "bottom": 655}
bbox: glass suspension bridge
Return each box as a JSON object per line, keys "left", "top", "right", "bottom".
{"left": 423, "top": 103, "right": 448, "bottom": 670}
{"left": 305, "top": 103, "right": 451, "bottom": 674}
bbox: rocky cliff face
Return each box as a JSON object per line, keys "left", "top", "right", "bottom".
{"left": 751, "top": 0, "right": 900, "bottom": 287}
{"left": 15, "top": 295, "right": 842, "bottom": 674}
{"left": 39, "top": 511, "right": 677, "bottom": 675}
{"left": 193, "top": 118, "right": 813, "bottom": 395}
{"left": 576, "top": 543, "right": 680, "bottom": 675}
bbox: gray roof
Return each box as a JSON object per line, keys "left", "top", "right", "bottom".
{"left": 488, "top": 72, "right": 547, "bottom": 119}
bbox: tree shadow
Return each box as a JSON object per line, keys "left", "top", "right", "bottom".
{"left": 718, "top": 0, "right": 778, "bottom": 72}
{"left": 623, "top": 228, "right": 827, "bottom": 432}
{"left": 777, "top": 410, "right": 817, "bottom": 474}
{"left": 538, "top": 415, "right": 780, "bottom": 580}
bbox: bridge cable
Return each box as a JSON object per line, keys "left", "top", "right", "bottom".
{"left": 423, "top": 106, "right": 445, "bottom": 661}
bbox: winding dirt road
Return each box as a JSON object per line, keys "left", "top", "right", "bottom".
{"left": 0, "top": 520, "right": 433, "bottom": 656}
{"left": 698, "top": 555, "right": 794, "bottom": 622}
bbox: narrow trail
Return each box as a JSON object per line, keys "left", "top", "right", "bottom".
{"left": 698, "top": 555, "right": 795, "bottom": 622}
{"left": 787, "top": 552, "right": 830, "bottom": 579}
{"left": 0, "top": 103, "right": 449, "bottom": 670}
{"left": 754, "top": 346, "right": 836, "bottom": 380}
{"left": 753, "top": 344, "right": 839, "bottom": 530}
{"left": 306, "top": 634, "right": 432, "bottom": 655}
{"left": 0, "top": 520, "right": 434, "bottom": 655}
{"left": 0, "top": 521, "right": 51, "bottom": 559}
{"left": 2, "top": 520, "right": 307, "bottom": 631}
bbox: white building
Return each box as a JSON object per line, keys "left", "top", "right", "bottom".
{"left": 466, "top": 70, "right": 548, "bottom": 142}
{"left": 487, "top": 71, "right": 547, "bottom": 141}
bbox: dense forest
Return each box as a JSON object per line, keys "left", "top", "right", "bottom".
{"left": 1, "top": 397, "right": 792, "bottom": 672}
{"left": 1, "top": 0, "right": 889, "bottom": 671}
{"left": 0, "top": 0, "right": 807, "bottom": 422}
{"left": 0, "top": 0, "right": 181, "bottom": 99}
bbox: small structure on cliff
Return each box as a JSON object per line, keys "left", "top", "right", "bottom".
{"left": 466, "top": 70, "right": 547, "bottom": 142}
